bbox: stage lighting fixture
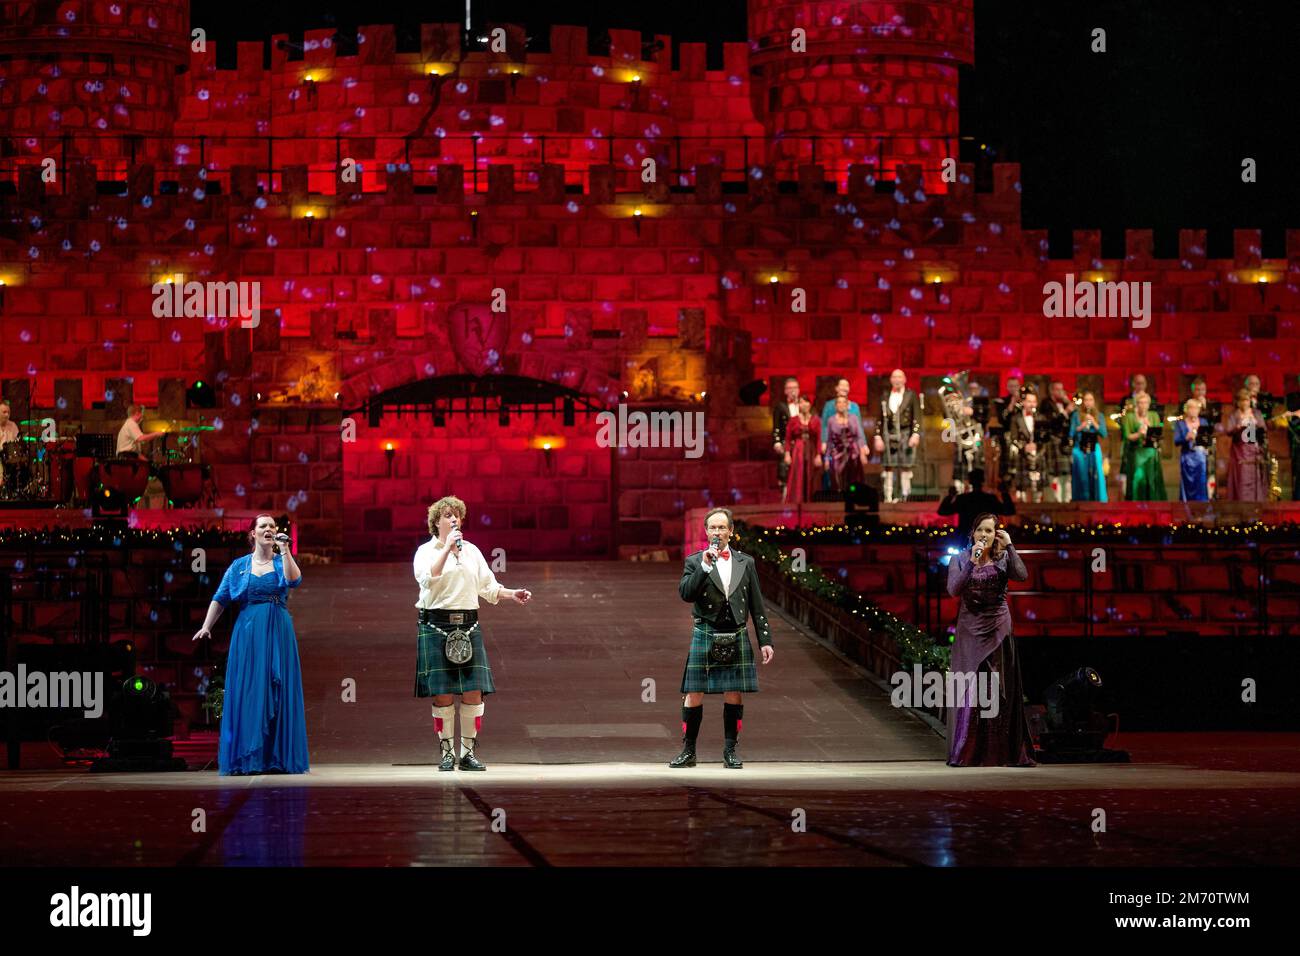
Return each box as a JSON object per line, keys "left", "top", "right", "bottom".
{"left": 1037, "top": 666, "right": 1129, "bottom": 763}
{"left": 186, "top": 379, "right": 216, "bottom": 408}
{"left": 90, "top": 676, "right": 185, "bottom": 772}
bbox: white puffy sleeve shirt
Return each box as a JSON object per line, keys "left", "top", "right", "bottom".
{"left": 413, "top": 537, "right": 505, "bottom": 610}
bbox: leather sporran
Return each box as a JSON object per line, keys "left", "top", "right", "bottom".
{"left": 443, "top": 627, "right": 474, "bottom": 665}
{"left": 707, "top": 630, "right": 740, "bottom": 665}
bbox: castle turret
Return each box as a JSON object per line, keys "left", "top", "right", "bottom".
{"left": 747, "top": 0, "right": 974, "bottom": 190}
{"left": 0, "top": 0, "right": 190, "bottom": 165}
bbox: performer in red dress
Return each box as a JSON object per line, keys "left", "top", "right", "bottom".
{"left": 782, "top": 395, "right": 821, "bottom": 504}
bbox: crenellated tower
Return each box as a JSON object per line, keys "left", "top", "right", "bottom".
{"left": 0, "top": 0, "right": 190, "bottom": 164}
{"left": 747, "top": 0, "right": 974, "bottom": 190}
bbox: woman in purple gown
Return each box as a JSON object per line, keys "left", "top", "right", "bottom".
{"left": 819, "top": 395, "right": 868, "bottom": 493}
{"left": 1225, "top": 388, "right": 1268, "bottom": 502}
{"left": 945, "top": 513, "right": 1036, "bottom": 767}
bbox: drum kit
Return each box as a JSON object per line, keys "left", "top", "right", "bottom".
{"left": 0, "top": 417, "right": 214, "bottom": 507}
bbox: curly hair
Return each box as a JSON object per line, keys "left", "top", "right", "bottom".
{"left": 427, "top": 495, "right": 467, "bottom": 536}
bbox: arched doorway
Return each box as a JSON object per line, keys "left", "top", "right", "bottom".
{"left": 342, "top": 374, "right": 615, "bottom": 560}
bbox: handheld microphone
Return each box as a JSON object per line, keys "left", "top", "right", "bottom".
{"left": 451, "top": 518, "right": 463, "bottom": 552}
{"left": 274, "top": 533, "right": 290, "bottom": 544}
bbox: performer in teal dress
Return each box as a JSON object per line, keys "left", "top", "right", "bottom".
{"left": 1069, "top": 391, "right": 1108, "bottom": 501}
{"left": 193, "top": 515, "right": 308, "bottom": 775}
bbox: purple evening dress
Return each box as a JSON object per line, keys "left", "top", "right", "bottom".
{"left": 945, "top": 545, "right": 1036, "bottom": 767}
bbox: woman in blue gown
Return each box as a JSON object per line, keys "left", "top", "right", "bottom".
{"left": 1069, "top": 391, "right": 1108, "bottom": 501}
{"left": 193, "top": 515, "right": 308, "bottom": 775}
{"left": 1173, "top": 398, "right": 1210, "bottom": 501}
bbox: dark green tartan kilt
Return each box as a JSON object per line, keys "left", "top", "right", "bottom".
{"left": 414, "top": 618, "right": 496, "bottom": 697}
{"left": 680, "top": 621, "right": 759, "bottom": 694}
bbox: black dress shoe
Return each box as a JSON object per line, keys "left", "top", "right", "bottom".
{"left": 459, "top": 747, "right": 487, "bottom": 771}
{"left": 722, "top": 745, "right": 743, "bottom": 769}
{"left": 438, "top": 740, "right": 456, "bottom": 772}
{"left": 668, "top": 743, "right": 697, "bottom": 768}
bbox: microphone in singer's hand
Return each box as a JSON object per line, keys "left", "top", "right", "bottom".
{"left": 274, "top": 533, "right": 290, "bottom": 544}
{"left": 452, "top": 519, "right": 463, "bottom": 552}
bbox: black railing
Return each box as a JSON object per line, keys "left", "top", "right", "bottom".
{"left": 0, "top": 132, "right": 962, "bottom": 197}
{"left": 915, "top": 542, "right": 1300, "bottom": 639}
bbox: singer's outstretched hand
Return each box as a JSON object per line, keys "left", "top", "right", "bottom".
{"left": 511, "top": 588, "right": 532, "bottom": 604}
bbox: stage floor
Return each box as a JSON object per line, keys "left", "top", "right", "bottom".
{"left": 2, "top": 739, "right": 1298, "bottom": 865}
{"left": 2, "top": 564, "right": 1297, "bottom": 866}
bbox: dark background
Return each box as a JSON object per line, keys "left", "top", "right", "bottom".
{"left": 189, "top": 0, "right": 1300, "bottom": 245}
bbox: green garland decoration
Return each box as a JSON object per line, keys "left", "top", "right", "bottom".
{"left": 734, "top": 521, "right": 950, "bottom": 671}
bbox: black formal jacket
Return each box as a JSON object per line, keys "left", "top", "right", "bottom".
{"left": 772, "top": 398, "right": 796, "bottom": 448}
{"left": 1006, "top": 410, "right": 1040, "bottom": 458}
{"left": 679, "top": 548, "right": 773, "bottom": 647}
{"left": 876, "top": 388, "right": 922, "bottom": 441}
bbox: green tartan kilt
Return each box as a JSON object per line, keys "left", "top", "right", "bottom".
{"left": 414, "top": 618, "right": 496, "bottom": 697}
{"left": 680, "top": 621, "right": 759, "bottom": 694}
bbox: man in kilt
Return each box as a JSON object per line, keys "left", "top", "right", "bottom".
{"left": 414, "top": 495, "right": 532, "bottom": 771}
{"left": 670, "top": 507, "right": 775, "bottom": 769}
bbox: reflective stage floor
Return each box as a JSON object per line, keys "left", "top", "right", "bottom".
{"left": 2, "top": 563, "right": 1297, "bottom": 866}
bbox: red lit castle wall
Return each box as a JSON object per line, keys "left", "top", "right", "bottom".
{"left": 0, "top": 1, "right": 1298, "bottom": 560}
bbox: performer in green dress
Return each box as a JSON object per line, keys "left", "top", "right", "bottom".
{"left": 1121, "top": 392, "right": 1166, "bottom": 501}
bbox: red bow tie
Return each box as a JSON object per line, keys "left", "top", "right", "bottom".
{"left": 716, "top": 550, "right": 731, "bottom": 560}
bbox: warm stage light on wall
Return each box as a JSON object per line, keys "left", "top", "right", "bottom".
{"left": 923, "top": 266, "right": 959, "bottom": 286}
{"left": 633, "top": 206, "right": 643, "bottom": 236}
{"left": 532, "top": 435, "right": 565, "bottom": 469}
{"left": 384, "top": 440, "right": 396, "bottom": 477}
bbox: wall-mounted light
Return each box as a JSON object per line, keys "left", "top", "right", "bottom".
{"left": 470, "top": 208, "right": 479, "bottom": 240}
{"left": 530, "top": 435, "right": 566, "bottom": 470}
{"left": 303, "top": 73, "right": 318, "bottom": 104}
{"left": 303, "top": 209, "right": 315, "bottom": 239}
{"left": 766, "top": 273, "right": 780, "bottom": 307}
{"left": 384, "top": 440, "right": 396, "bottom": 476}
{"left": 0, "top": 279, "right": 6, "bottom": 312}
{"left": 633, "top": 206, "right": 643, "bottom": 236}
